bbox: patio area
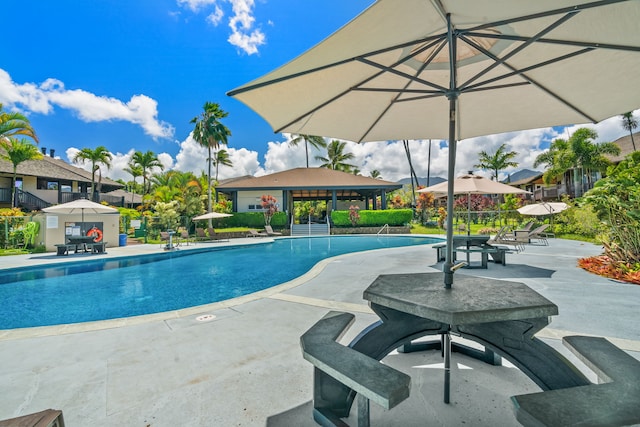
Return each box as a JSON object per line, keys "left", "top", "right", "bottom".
{"left": 0, "top": 237, "right": 638, "bottom": 426}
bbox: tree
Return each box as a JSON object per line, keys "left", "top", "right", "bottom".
{"left": 289, "top": 134, "right": 326, "bottom": 168}
{"left": 191, "top": 102, "right": 231, "bottom": 220}
{"left": 123, "top": 163, "right": 143, "bottom": 200}
{"left": 213, "top": 149, "right": 233, "bottom": 182}
{"left": 72, "top": 146, "right": 112, "bottom": 199}
{"left": 315, "top": 140, "right": 355, "bottom": 171}
{"left": 0, "top": 103, "right": 38, "bottom": 144}
{"left": 620, "top": 112, "right": 637, "bottom": 151}
{"left": 370, "top": 169, "right": 382, "bottom": 179}
{"left": 534, "top": 128, "right": 620, "bottom": 196}
{"left": 131, "top": 150, "right": 164, "bottom": 195}
{"left": 474, "top": 143, "right": 518, "bottom": 181}
{"left": 261, "top": 194, "right": 278, "bottom": 225}
{"left": 0, "top": 138, "right": 43, "bottom": 207}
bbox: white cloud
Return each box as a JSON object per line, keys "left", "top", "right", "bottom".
{"left": 176, "top": 0, "right": 265, "bottom": 55}
{"left": 0, "top": 69, "right": 174, "bottom": 140}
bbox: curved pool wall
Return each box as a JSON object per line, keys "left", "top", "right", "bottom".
{"left": 0, "top": 235, "right": 442, "bottom": 329}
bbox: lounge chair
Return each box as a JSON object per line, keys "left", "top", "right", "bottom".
{"left": 246, "top": 229, "right": 268, "bottom": 237}
{"left": 526, "top": 224, "right": 552, "bottom": 245}
{"left": 160, "top": 231, "right": 170, "bottom": 248}
{"left": 488, "top": 226, "right": 524, "bottom": 252}
{"left": 195, "top": 227, "right": 208, "bottom": 242}
{"left": 264, "top": 225, "right": 283, "bottom": 236}
{"left": 178, "top": 228, "right": 192, "bottom": 246}
{"left": 207, "top": 227, "right": 228, "bottom": 242}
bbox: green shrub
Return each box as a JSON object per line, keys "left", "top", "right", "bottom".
{"left": 331, "top": 209, "right": 412, "bottom": 227}
{"left": 197, "top": 211, "right": 287, "bottom": 228}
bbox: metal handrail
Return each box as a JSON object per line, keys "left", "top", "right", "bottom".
{"left": 377, "top": 224, "right": 389, "bottom": 235}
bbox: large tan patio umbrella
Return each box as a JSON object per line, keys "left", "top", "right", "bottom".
{"left": 192, "top": 212, "right": 233, "bottom": 221}
{"left": 43, "top": 198, "right": 118, "bottom": 233}
{"left": 228, "top": 0, "right": 640, "bottom": 288}
{"left": 419, "top": 173, "right": 529, "bottom": 233}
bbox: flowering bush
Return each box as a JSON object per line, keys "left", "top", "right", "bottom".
{"left": 348, "top": 205, "right": 360, "bottom": 226}
{"left": 261, "top": 195, "right": 278, "bottom": 225}
{"left": 578, "top": 255, "right": 640, "bottom": 285}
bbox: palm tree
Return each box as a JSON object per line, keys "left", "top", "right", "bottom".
{"left": 191, "top": 102, "right": 231, "bottom": 219}
{"left": 0, "top": 138, "right": 43, "bottom": 207}
{"left": 621, "top": 112, "right": 637, "bottom": 151}
{"left": 534, "top": 128, "right": 620, "bottom": 196}
{"left": 370, "top": 170, "right": 382, "bottom": 179}
{"left": 131, "top": 150, "right": 164, "bottom": 195}
{"left": 123, "top": 163, "right": 143, "bottom": 201}
{"left": 289, "top": 134, "right": 326, "bottom": 167}
{"left": 213, "top": 149, "right": 233, "bottom": 183}
{"left": 315, "top": 140, "right": 355, "bottom": 171}
{"left": 474, "top": 143, "right": 518, "bottom": 181}
{"left": 72, "top": 146, "right": 113, "bottom": 199}
{"left": 0, "top": 103, "right": 38, "bottom": 144}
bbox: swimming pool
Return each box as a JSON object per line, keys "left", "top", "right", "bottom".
{"left": 0, "top": 235, "right": 441, "bottom": 329}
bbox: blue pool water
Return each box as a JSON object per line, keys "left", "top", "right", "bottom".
{"left": 0, "top": 235, "right": 440, "bottom": 329}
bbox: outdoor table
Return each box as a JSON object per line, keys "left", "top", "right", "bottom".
{"left": 311, "top": 272, "right": 591, "bottom": 417}
{"left": 66, "top": 235, "right": 96, "bottom": 253}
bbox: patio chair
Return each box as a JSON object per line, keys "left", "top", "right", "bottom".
{"left": 527, "top": 224, "right": 552, "bottom": 245}
{"left": 264, "top": 225, "right": 283, "bottom": 236}
{"left": 488, "top": 226, "right": 524, "bottom": 252}
{"left": 178, "top": 228, "right": 192, "bottom": 246}
{"left": 207, "top": 227, "right": 228, "bottom": 242}
{"left": 160, "top": 231, "right": 170, "bottom": 248}
{"left": 195, "top": 227, "right": 208, "bottom": 242}
{"left": 246, "top": 229, "right": 268, "bottom": 238}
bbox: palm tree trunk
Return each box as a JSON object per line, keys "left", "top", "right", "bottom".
{"left": 208, "top": 146, "right": 213, "bottom": 228}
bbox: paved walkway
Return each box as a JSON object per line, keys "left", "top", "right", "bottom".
{"left": 0, "top": 237, "right": 638, "bottom": 426}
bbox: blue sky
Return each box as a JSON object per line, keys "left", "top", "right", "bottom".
{"left": 2, "top": 0, "right": 636, "bottom": 184}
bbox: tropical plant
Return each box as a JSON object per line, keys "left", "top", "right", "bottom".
{"left": 620, "top": 112, "right": 637, "bottom": 151}
{"left": 72, "top": 146, "right": 113, "bottom": 198}
{"left": 289, "top": 134, "right": 326, "bottom": 168}
{"left": 123, "top": 162, "right": 144, "bottom": 196}
{"left": 370, "top": 169, "right": 382, "bottom": 179}
{"left": 154, "top": 200, "right": 181, "bottom": 231}
{"left": 416, "top": 188, "right": 435, "bottom": 224}
{"left": 474, "top": 143, "right": 518, "bottom": 181}
{"left": 348, "top": 205, "right": 361, "bottom": 226}
{"left": 0, "top": 138, "right": 43, "bottom": 207}
{"left": 315, "top": 140, "right": 355, "bottom": 171}
{"left": 260, "top": 194, "right": 278, "bottom": 225}
{"left": 0, "top": 103, "right": 38, "bottom": 143}
{"left": 22, "top": 221, "right": 40, "bottom": 248}
{"left": 191, "top": 102, "right": 231, "bottom": 220}
{"left": 582, "top": 151, "right": 640, "bottom": 266}
{"left": 534, "top": 128, "right": 620, "bottom": 196}
{"left": 131, "top": 150, "right": 164, "bottom": 195}
{"left": 213, "top": 149, "right": 233, "bottom": 182}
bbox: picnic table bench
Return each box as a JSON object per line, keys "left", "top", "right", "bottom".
{"left": 55, "top": 241, "right": 107, "bottom": 256}
{"left": 512, "top": 335, "right": 640, "bottom": 426}
{"left": 301, "top": 311, "right": 411, "bottom": 427}
{"left": 433, "top": 242, "right": 508, "bottom": 268}
{"left": 55, "top": 243, "right": 77, "bottom": 256}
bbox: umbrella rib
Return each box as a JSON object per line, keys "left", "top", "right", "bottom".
{"left": 462, "top": 48, "right": 595, "bottom": 93}
{"left": 463, "top": 0, "right": 631, "bottom": 33}
{"left": 459, "top": 36, "right": 597, "bottom": 123}
{"left": 459, "top": 11, "right": 578, "bottom": 90}
{"left": 466, "top": 32, "right": 640, "bottom": 53}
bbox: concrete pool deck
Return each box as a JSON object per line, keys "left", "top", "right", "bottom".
{"left": 0, "top": 236, "right": 638, "bottom": 426}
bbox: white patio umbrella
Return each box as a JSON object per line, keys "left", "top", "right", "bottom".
{"left": 43, "top": 198, "right": 118, "bottom": 233}
{"left": 228, "top": 0, "right": 640, "bottom": 288}
{"left": 192, "top": 212, "right": 233, "bottom": 221}
{"left": 517, "top": 202, "right": 569, "bottom": 216}
{"left": 419, "top": 174, "right": 529, "bottom": 233}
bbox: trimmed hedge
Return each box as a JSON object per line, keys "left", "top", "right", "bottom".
{"left": 194, "top": 211, "right": 287, "bottom": 228}
{"left": 331, "top": 209, "right": 412, "bottom": 227}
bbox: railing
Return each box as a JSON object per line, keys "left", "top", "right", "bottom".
{"left": 16, "top": 189, "right": 51, "bottom": 210}
{"left": 377, "top": 224, "right": 390, "bottom": 235}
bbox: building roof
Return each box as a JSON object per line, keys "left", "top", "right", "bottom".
{"left": 218, "top": 168, "right": 401, "bottom": 190}
{"left": 608, "top": 131, "right": 639, "bottom": 163}
{"left": 0, "top": 151, "right": 123, "bottom": 189}
{"left": 217, "top": 167, "right": 402, "bottom": 200}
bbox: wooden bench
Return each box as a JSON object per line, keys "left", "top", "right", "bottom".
{"left": 512, "top": 335, "right": 640, "bottom": 426}
{"left": 54, "top": 244, "right": 76, "bottom": 256}
{"left": 0, "top": 408, "right": 65, "bottom": 426}
{"left": 301, "top": 311, "right": 411, "bottom": 427}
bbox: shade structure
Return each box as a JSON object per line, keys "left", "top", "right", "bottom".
{"left": 228, "top": 0, "right": 640, "bottom": 287}
{"left": 419, "top": 174, "right": 529, "bottom": 233}
{"left": 192, "top": 212, "right": 233, "bottom": 221}
{"left": 518, "top": 202, "right": 569, "bottom": 216}
{"left": 43, "top": 198, "right": 118, "bottom": 233}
